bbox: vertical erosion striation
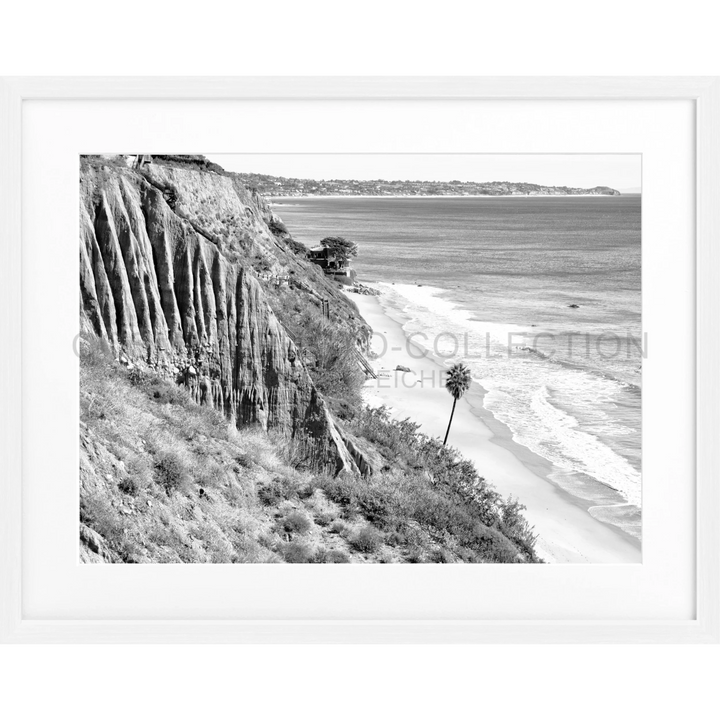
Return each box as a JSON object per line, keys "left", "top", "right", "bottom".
{"left": 80, "top": 165, "right": 356, "bottom": 474}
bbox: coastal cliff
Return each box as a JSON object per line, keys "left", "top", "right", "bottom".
{"left": 79, "top": 155, "right": 539, "bottom": 565}
{"left": 80, "top": 156, "right": 361, "bottom": 473}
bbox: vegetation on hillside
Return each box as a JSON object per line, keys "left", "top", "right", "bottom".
{"left": 320, "top": 236, "right": 358, "bottom": 262}
{"left": 150, "top": 154, "right": 228, "bottom": 174}
{"left": 268, "top": 295, "right": 365, "bottom": 421}
{"left": 80, "top": 337, "right": 538, "bottom": 563}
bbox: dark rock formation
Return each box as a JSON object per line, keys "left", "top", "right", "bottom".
{"left": 340, "top": 432, "right": 384, "bottom": 477}
{"left": 348, "top": 282, "right": 381, "bottom": 296}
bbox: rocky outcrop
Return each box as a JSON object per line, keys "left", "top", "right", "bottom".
{"left": 340, "top": 432, "right": 384, "bottom": 477}
{"left": 80, "top": 160, "right": 357, "bottom": 473}
{"left": 80, "top": 523, "right": 113, "bottom": 563}
{"left": 348, "top": 282, "right": 381, "bottom": 296}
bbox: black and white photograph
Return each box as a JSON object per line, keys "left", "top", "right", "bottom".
{"left": 79, "top": 152, "right": 641, "bottom": 564}
{"left": 2, "top": 7, "right": 720, "bottom": 713}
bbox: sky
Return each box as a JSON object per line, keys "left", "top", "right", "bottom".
{"left": 206, "top": 154, "right": 642, "bottom": 192}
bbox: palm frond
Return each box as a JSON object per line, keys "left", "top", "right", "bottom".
{"left": 445, "top": 362, "right": 472, "bottom": 400}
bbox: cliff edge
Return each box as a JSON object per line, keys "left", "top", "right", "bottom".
{"left": 80, "top": 155, "right": 363, "bottom": 473}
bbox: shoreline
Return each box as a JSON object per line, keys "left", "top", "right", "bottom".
{"left": 349, "top": 287, "right": 641, "bottom": 564}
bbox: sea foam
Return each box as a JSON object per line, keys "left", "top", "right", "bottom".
{"left": 376, "top": 282, "right": 642, "bottom": 516}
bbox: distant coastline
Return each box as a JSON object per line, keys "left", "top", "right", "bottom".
{"left": 239, "top": 172, "right": 621, "bottom": 198}
{"left": 269, "top": 193, "right": 630, "bottom": 201}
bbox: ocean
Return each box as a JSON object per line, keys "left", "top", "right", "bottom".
{"left": 274, "top": 196, "right": 642, "bottom": 538}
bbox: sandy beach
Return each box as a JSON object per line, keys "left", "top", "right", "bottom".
{"left": 350, "top": 289, "right": 641, "bottom": 564}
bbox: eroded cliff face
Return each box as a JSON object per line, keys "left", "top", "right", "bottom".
{"left": 80, "top": 158, "right": 358, "bottom": 473}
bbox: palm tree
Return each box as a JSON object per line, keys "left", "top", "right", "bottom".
{"left": 443, "top": 362, "right": 472, "bottom": 446}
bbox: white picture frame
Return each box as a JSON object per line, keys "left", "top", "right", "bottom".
{"left": 0, "top": 76, "right": 717, "bottom": 643}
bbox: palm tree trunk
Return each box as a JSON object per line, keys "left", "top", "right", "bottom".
{"left": 443, "top": 397, "right": 457, "bottom": 446}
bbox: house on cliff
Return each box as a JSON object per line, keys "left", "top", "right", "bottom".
{"left": 307, "top": 244, "right": 356, "bottom": 285}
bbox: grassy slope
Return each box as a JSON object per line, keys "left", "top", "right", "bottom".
{"left": 80, "top": 339, "right": 539, "bottom": 564}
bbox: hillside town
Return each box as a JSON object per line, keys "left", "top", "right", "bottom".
{"left": 236, "top": 173, "right": 620, "bottom": 197}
